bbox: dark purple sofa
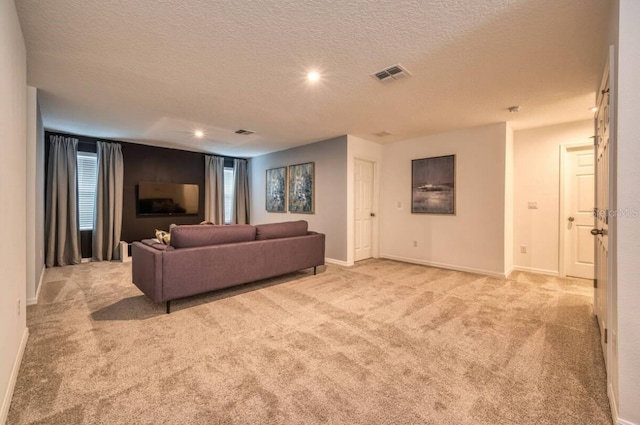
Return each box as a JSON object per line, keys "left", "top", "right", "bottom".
{"left": 131, "top": 220, "right": 325, "bottom": 313}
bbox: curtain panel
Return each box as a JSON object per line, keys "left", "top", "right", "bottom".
{"left": 93, "top": 141, "right": 124, "bottom": 261}
{"left": 205, "top": 155, "right": 225, "bottom": 224}
{"left": 232, "top": 158, "right": 250, "bottom": 224}
{"left": 45, "top": 136, "right": 81, "bottom": 267}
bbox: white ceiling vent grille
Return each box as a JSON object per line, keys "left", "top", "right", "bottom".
{"left": 374, "top": 130, "right": 392, "bottom": 137}
{"left": 234, "top": 129, "right": 255, "bottom": 135}
{"left": 371, "top": 64, "right": 411, "bottom": 82}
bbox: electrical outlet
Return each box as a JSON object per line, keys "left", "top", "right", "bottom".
{"left": 413, "top": 241, "right": 418, "bottom": 247}
{"left": 520, "top": 245, "right": 527, "bottom": 254}
{"left": 397, "top": 201, "right": 402, "bottom": 209}
{"left": 528, "top": 201, "right": 538, "bottom": 209}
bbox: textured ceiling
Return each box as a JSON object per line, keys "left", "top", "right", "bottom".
{"left": 16, "top": 0, "right": 611, "bottom": 157}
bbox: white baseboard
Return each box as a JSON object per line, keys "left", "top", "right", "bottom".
{"left": 609, "top": 384, "right": 637, "bottom": 425}
{"left": 609, "top": 383, "right": 620, "bottom": 424}
{"left": 325, "top": 258, "right": 353, "bottom": 267}
{"left": 26, "top": 266, "right": 45, "bottom": 306}
{"left": 504, "top": 265, "right": 515, "bottom": 278}
{"left": 510, "top": 266, "right": 559, "bottom": 277}
{"left": 0, "top": 327, "right": 29, "bottom": 425}
{"left": 380, "top": 254, "right": 506, "bottom": 278}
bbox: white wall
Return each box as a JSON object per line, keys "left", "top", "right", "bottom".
{"left": 380, "top": 123, "right": 508, "bottom": 277}
{"left": 512, "top": 120, "right": 593, "bottom": 275}
{"left": 615, "top": 1, "right": 640, "bottom": 422}
{"left": 249, "top": 136, "right": 348, "bottom": 262}
{"left": 0, "top": 0, "right": 29, "bottom": 421}
{"left": 26, "top": 87, "right": 45, "bottom": 305}
{"left": 346, "top": 135, "right": 383, "bottom": 266}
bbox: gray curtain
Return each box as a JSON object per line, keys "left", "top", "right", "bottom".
{"left": 232, "top": 158, "right": 250, "bottom": 224}
{"left": 45, "top": 136, "right": 80, "bottom": 267}
{"left": 205, "top": 155, "right": 225, "bottom": 224}
{"left": 93, "top": 142, "right": 124, "bottom": 261}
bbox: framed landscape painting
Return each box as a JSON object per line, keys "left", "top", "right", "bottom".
{"left": 288, "top": 162, "right": 314, "bottom": 214}
{"left": 411, "top": 155, "right": 455, "bottom": 214}
{"left": 265, "top": 166, "right": 287, "bottom": 212}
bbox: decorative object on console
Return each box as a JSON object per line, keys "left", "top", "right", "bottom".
{"left": 411, "top": 155, "right": 456, "bottom": 215}
{"left": 266, "top": 166, "right": 287, "bottom": 212}
{"left": 155, "top": 229, "right": 171, "bottom": 245}
{"left": 288, "top": 162, "right": 314, "bottom": 214}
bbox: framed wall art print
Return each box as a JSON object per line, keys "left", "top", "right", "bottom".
{"left": 265, "top": 166, "right": 287, "bottom": 212}
{"left": 288, "top": 162, "right": 314, "bottom": 214}
{"left": 411, "top": 155, "right": 455, "bottom": 214}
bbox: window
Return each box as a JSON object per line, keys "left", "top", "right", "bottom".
{"left": 224, "top": 167, "right": 235, "bottom": 224}
{"left": 77, "top": 152, "right": 97, "bottom": 231}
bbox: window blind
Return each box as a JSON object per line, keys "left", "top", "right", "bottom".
{"left": 224, "top": 167, "right": 234, "bottom": 224}
{"left": 77, "top": 152, "right": 97, "bottom": 231}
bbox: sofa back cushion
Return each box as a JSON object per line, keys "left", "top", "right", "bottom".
{"left": 255, "top": 220, "right": 308, "bottom": 240}
{"left": 170, "top": 224, "right": 257, "bottom": 248}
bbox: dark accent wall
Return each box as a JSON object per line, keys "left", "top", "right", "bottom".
{"left": 120, "top": 142, "right": 205, "bottom": 242}
{"left": 45, "top": 131, "right": 206, "bottom": 247}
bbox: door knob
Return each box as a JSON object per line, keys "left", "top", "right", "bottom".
{"left": 590, "top": 228, "right": 607, "bottom": 236}
{"left": 370, "top": 213, "right": 376, "bottom": 217}
{"left": 568, "top": 217, "right": 575, "bottom": 222}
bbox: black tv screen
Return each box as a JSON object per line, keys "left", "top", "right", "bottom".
{"left": 136, "top": 182, "right": 199, "bottom": 216}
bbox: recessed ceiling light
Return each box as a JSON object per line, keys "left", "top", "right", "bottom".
{"left": 589, "top": 106, "right": 598, "bottom": 112}
{"left": 194, "top": 130, "right": 204, "bottom": 138}
{"left": 307, "top": 71, "right": 320, "bottom": 82}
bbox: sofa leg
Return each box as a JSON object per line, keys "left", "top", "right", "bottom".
{"left": 314, "top": 266, "right": 317, "bottom": 275}
{"left": 166, "top": 300, "right": 171, "bottom": 314}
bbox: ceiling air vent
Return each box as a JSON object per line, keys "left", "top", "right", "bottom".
{"left": 371, "top": 64, "right": 411, "bottom": 82}
{"left": 235, "top": 129, "right": 255, "bottom": 135}
{"left": 374, "top": 131, "right": 392, "bottom": 137}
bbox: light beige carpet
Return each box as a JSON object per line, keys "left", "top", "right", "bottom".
{"left": 8, "top": 259, "right": 611, "bottom": 424}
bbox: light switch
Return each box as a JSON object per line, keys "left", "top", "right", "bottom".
{"left": 528, "top": 201, "right": 538, "bottom": 209}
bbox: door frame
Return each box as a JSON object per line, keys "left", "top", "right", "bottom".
{"left": 558, "top": 142, "right": 595, "bottom": 278}
{"left": 353, "top": 156, "right": 379, "bottom": 262}
{"left": 599, "top": 46, "right": 618, "bottom": 417}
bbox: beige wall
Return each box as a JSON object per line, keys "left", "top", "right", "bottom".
{"left": 615, "top": 1, "right": 640, "bottom": 422}
{"left": 504, "top": 124, "right": 514, "bottom": 274}
{"left": 0, "top": 0, "right": 28, "bottom": 421}
{"left": 379, "top": 123, "right": 508, "bottom": 277}
{"left": 512, "top": 120, "right": 593, "bottom": 275}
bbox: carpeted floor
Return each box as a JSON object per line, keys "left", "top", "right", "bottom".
{"left": 8, "top": 259, "right": 611, "bottom": 425}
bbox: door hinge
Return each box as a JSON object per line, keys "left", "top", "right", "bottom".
{"left": 605, "top": 328, "right": 608, "bottom": 344}
{"left": 594, "top": 279, "right": 598, "bottom": 289}
{"left": 605, "top": 209, "right": 609, "bottom": 225}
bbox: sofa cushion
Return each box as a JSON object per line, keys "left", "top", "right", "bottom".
{"left": 255, "top": 220, "right": 308, "bottom": 240}
{"left": 170, "top": 224, "right": 257, "bottom": 248}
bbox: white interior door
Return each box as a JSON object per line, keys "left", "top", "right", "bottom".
{"left": 564, "top": 146, "right": 595, "bottom": 279}
{"left": 354, "top": 159, "right": 374, "bottom": 262}
{"left": 594, "top": 70, "right": 610, "bottom": 364}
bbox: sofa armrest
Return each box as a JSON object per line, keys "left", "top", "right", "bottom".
{"left": 132, "top": 241, "right": 165, "bottom": 303}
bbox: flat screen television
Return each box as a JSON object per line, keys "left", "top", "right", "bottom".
{"left": 136, "top": 182, "right": 199, "bottom": 216}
